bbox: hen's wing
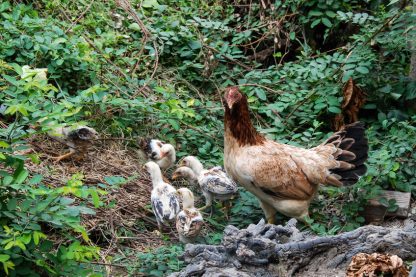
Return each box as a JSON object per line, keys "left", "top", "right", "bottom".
{"left": 239, "top": 141, "right": 329, "bottom": 200}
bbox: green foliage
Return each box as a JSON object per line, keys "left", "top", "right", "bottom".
{"left": 230, "top": 191, "right": 263, "bottom": 228}
{"left": 0, "top": 146, "right": 103, "bottom": 275}
{"left": 123, "top": 245, "right": 184, "bottom": 276}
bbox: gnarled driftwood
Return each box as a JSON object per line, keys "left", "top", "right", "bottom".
{"left": 169, "top": 219, "right": 416, "bottom": 277}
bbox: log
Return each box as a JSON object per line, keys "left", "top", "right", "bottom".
{"left": 169, "top": 218, "right": 416, "bottom": 277}
{"left": 362, "top": 190, "right": 411, "bottom": 223}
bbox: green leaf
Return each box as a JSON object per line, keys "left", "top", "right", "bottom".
{"left": 10, "top": 63, "right": 22, "bottom": 75}
{"left": 128, "top": 23, "right": 141, "bottom": 31}
{"left": 255, "top": 89, "right": 267, "bottom": 101}
{"left": 2, "top": 74, "right": 20, "bottom": 86}
{"left": 311, "top": 19, "right": 321, "bottom": 28}
{"left": 168, "top": 119, "right": 180, "bottom": 131}
{"left": 142, "top": 0, "right": 160, "bottom": 8}
{"left": 14, "top": 169, "right": 29, "bottom": 184}
{"left": 14, "top": 240, "right": 26, "bottom": 250}
{"left": 188, "top": 41, "right": 201, "bottom": 50}
{"left": 4, "top": 241, "right": 14, "bottom": 250}
{"left": 314, "top": 103, "right": 326, "bottom": 110}
{"left": 21, "top": 234, "right": 31, "bottom": 244}
{"left": 325, "top": 11, "right": 337, "bottom": 18}
{"left": 0, "top": 141, "right": 10, "bottom": 148}
{"left": 328, "top": 106, "right": 341, "bottom": 113}
{"left": 309, "top": 10, "right": 323, "bottom": 17}
{"left": 0, "top": 255, "right": 10, "bottom": 262}
{"left": 90, "top": 190, "right": 100, "bottom": 208}
{"left": 104, "top": 176, "right": 126, "bottom": 186}
{"left": 321, "top": 18, "right": 332, "bottom": 28}
{"left": 356, "top": 66, "right": 369, "bottom": 74}
{"left": 7, "top": 199, "right": 16, "bottom": 210}
{"left": 2, "top": 176, "right": 13, "bottom": 186}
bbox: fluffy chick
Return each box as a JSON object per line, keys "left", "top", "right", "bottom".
{"left": 176, "top": 188, "right": 203, "bottom": 243}
{"left": 145, "top": 161, "right": 180, "bottom": 230}
{"left": 48, "top": 124, "right": 98, "bottom": 162}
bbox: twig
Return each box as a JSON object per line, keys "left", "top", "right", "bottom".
{"left": 93, "top": 137, "right": 138, "bottom": 142}
{"left": 65, "top": 0, "right": 95, "bottom": 34}
{"left": 239, "top": 83, "right": 284, "bottom": 95}
{"left": 115, "top": 0, "right": 159, "bottom": 92}
{"left": 88, "top": 261, "right": 127, "bottom": 268}
{"left": 83, "top": 36, "right": 128, "bottom": 79}
{"left": 204, "top": 45, "right": 253, "bottom": 70}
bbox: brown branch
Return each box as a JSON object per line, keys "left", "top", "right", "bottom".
{"left": 64, "top": 0, "right": 95, "bottom": 34}
{"left": 204, "top": 45, "right": 253, "bottom": 70}
{"left": 115, "top": 0, "right": 160, "bottom": 97}
{"left": 83, "top": 36, "right": 128, "bottom": 79}
{"left": 239, "top": 83, "right": 284, "bottom": 95}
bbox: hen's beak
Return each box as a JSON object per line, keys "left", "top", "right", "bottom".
{"left": 226, "top": 98, "right": 234, "bottom": 109}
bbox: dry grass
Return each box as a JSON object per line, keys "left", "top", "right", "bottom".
{"left": 26, "top": 135, "right": 180, "bottom": 257}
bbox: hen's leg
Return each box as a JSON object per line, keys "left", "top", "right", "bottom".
{"left": 259, "top": 200, "right": 277, "bottom": 224}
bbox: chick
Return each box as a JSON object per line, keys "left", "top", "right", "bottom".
{"left": 140, "top": 138, "right": 164, "bottom": 160}
{"left": 176, "top": 188, "right": 203, "bottom": 243}
{"left": 172, "top": 166, "right": 198, "bottom": 188}
{"left": 155, "top": 144, "right": 176, "bottom": 170}
{"left": 181, "top": 156, "right": 238, "bottom": 217}
{"left": 145, "top": 161, "right": 180, "bottom": 230}
{"left": 48, "top": 124, "right": 98, "bottom": 162}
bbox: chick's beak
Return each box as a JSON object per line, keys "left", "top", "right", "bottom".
{"left": 172, "top": 173, "right": 178, "bottom": 180}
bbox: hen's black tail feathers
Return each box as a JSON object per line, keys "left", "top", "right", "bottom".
{"left": 326, "top": 122, "right": 369, "bottom": 186}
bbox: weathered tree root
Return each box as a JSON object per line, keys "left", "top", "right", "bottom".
{"left": 169, "top": 219, "right": 416, "bottom": 277}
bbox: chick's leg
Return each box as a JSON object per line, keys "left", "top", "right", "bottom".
{"left": 259, "top": 200, "right": 277, "bottom": 224}
{"left": 54, "top": 151, "right": 75, "bottom": 162}
{"left": 221, "top": 200, "right": 232, "bottom": 220}
{"left": 198, "top": 192, "right": 213, "bottom": 216}
{"left": 54, "top": 146, "right": 76, "bottom": 163}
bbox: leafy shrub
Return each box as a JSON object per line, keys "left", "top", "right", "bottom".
{"left": 125, "top": 245, "right": 184, "bottom": 277}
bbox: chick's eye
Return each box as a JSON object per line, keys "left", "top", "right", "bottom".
{"left": 157, "top": 142, "right": 163, "bottom": 147}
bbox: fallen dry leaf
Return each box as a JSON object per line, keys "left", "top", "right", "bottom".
{"left": 333, "top": 78, "right": 367, "bottom": 131}
{"left": 346, "top": 252, "right": 409, "bottom": 277}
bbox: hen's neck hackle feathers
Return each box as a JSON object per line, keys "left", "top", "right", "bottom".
{"left": 224, "top": 87, "right": 265, "bottom": 146}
